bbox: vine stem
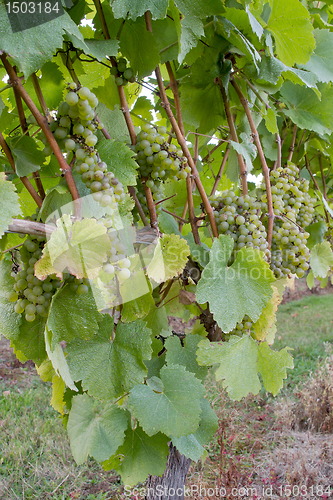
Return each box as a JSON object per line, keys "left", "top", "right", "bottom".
{"left": 201, "top": 140, "right": 225, "bottom": 164}
{"left": 319, "top": 154, "right": 327, "bottom": 200}
{"left": 145, "top": 15, "right": 218, "bottom": 238}
{"left": 92, "top": 0, "right": 157, "bottom": 228}
{"left": 218, "top": 78, "right": 248, "bottom": 195}
{"left": 287, "top": 124, "right": 297, "bottom": 162}
{"left": 12, "top": 83, "right": 46, "bottom": 200}
{"left": 1, "top": 54, "right": 81, "bottom": 217}
{"left": 274, "top": 134, "right": 281, "bottom": 170}
{"left": 162, "top": 208, "right": 188, "bottom": 224}
{"left": 8, "top": 219, "right": 55, "bottom": 237}
{"left": 164, "top": 61, "right": 200, "bottom": 242}
{"left": 0, "top": 131, "right": 43, "bottom": 208}
{"left": 31, "top": 73, "right": 51, "bottom": 120}
{"left": 210, "top": 144, "right": 230, "bottom": 196}
{"left": 231, "top": 79, "right": 274, "bottom": 249}
{"left": 128, "top": 186, "right": 150, "bottom": 226}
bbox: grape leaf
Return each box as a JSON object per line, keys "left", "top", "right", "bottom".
{"left": 196, "top": 235, "right": 275, "bottom": 333}
{"left": 129, "top": 364, "right": 204, "bottom": 438}
{"left": 0, "top": 257, "right": 21, "bottom": 340}
{"left": 38, "top": 184, "right": 73, "bottom": 223}
{"left": 11, "top": 316, "right": 47, "bottom": 366}
{"left": 280, "top": 82, "right": 333, "bottom": 135}
{"left": 67, "top": 394, "right": 128, "bottom": 464}
{"left": 266, "top": 0, "right": 315, "bottom": 67}
{"left": 230, "top": 138, "right": 257, "bottom": 172}
{"left": 120, "top": 17, "right": 160, "bottom": 79}
{"left": 252, "top": 285, "right": 281, "bottom": 341}
{"left": 95, "top": 103, "right": 129, "bottom": 143}
{"left": 310, "top": 241, "right": 333, "bottom": 278}
{"left": 303, "top": 29, "right": 333, "bottom": 84}
{"left": 0, "top": 173, "right": 21, "bottom": 238}
{"left": 196, "top": 336, "right": 261, "bottom": 400}
{"left": 147, "top": 234, "right": 190, "bottom": 284}
{"left": 35, "top": 215, "right": 110, "bottom": 280}
{"left": 83, "top": 39, "right": 119, "bottom": 61}
{"left": 121, "top": 291, "right": 155, "bottom": 323}
{"left": 306, "top": 221, "right": 328, "bottom": 250}
{"left": 7, "top": 136, "right": 44, "bottom": 177}
{"left": 111, "top": 0, "right": 169, "bottom": 20}
{"left": 45, "top": 327, "right": 77, "bottom": 391}
{"left": 0, "top": 8, "right": 87, "bottom": 77}
{"left": 96, "top": 140, "right": 138, "bottom": 189}
{"left": 103, "top": 424, "right": 169, "bottom": 487}
{"left": 257, "top": 342, "right": 293, "bottom": 396}
{"left": 66, "top": 316, "right": 152, "bottom": 400}
{"left": 51, "top": 374, "right": 66, "bottom": 414}
{"left": 144, "top": 305, "right": 170, "bottom": 337}
{"left": 26, "top": 61, "right": 65, "bottom": 112}
{"left": 47, "top": 284, "right": 101, "bottom": 348}
{"left": 171, "top": 398, "right": 218, "bottom": 461}
{"left": 165, "top": 334, "right": 208, "bottom": 381}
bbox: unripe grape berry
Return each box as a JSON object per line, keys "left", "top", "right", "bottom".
{"left": 78, "top": 87, "right": 91, "bottom": 100}
{"left": 65, "top": 92, "right": 79, "bottom": 106}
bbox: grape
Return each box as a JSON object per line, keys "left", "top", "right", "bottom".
{"left": 77, "top": 284, "right": 89, "bottom": 295}
{"left": 118, "top": 268, "right": 131, "bottom": 281}
{"left": 25, "top": 314, "right": 36, "bottom": 322}
{"left": 78, "top": 87, "right": 91, "bottom": 100}
{"left": 7, "top": 291, "right": 18, "bottom": 302}
{"left": 65, "top": 139, "right": 76, "bottom": 150}
{"left": 65, "top": 92, "right": 79, "bottom": 105}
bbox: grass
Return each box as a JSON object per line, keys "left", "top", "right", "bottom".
{"left": 1, "top": 293, "right": 333, "bottom": 499}
{"left": 0, "top": 372, "right": 122, "bottom": 499}
{"left": 274, "top": 294, "right": 333, "bottom": 390}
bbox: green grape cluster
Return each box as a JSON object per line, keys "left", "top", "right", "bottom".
{"left": 41, "top": 84, "right": 125, "bottom": 211}
{"left": 110, "top": 57, "right": 135, "bottom": 86}
{"left": 7, "top": 235, "right": 90, "bottom": 323}
{"left": 210, "top": 190, "right": 270, "bottom": 262}
{"left": 258, "top": 163, "right": 315, "bottom": 279}
{"left": 101, "top": 218, "right": 132, "bottom": 284}
{"left": 133, "top": 123, "right": 190, "bottom": 215}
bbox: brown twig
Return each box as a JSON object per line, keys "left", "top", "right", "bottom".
{"left": 128, "top": 186, "right": 149, "bottom": 226}
{"left": 0, "top": 131, "right": 42, "bottom": 208}
{"left": 1, "top": 54, "right": 81, "bottom": 217}
{"left": 31, "top": 73, "right": 51, "bottom": 120}
{"left": 210, "top": 144, "right": 230, "bottom": 196}
{"left": 150, "top": 62, "right": 218, "bottom": 235}
{"left": 274, "top": 134, "right": 281, "bottom": 170}
{"left": 319, "top": 154, "right": 327, "bottom": 200}
{"left": 162, "top": 208, "right": 188, "bottom": 224}
{"left": 287, "top": 124, "right": 297, "bottom": 163}
{"left": 164, "top": 58, "right": 200, "bottom": 242}
{"left": 231, "top": 79, "right": 274, "bottom": 249}
{"left": 8, "top": 219, "right": 55, "bottom": 237}
{"left": 202, "top": 140, "right": 225, "bottom": 164}
{"left": 218, "top": 79, "right": 248, "bottom": 194}
{"left": 13, "top": 81, "right": 46, "bottom": 200}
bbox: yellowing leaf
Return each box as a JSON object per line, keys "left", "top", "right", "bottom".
{"left": 253, "top": 285, "right": 281, "bottom": 341}
{"left": 147, "top": 234, "right": 190, "bottom": 284}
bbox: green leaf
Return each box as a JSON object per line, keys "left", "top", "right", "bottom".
{"left": 28, "top": 61, "right": 65, "bottom": 112}
{"left": 120, "top": 17, "right": 160, "bottom": 79}
{"left": 147, "top": 234, "right": 190, "bottom": 284}
{"left": 0, "top": 257, "right": 21, "bottom": 340}
{"left": 257, "top": 342, "right": 293, "bottom": 396}
{"left": 11, "top": 316, "right": 47, "bottom": 366}
{"left": 83, "top": 39, "right": 119, "bottom": 61}
{"left": 196, "top": 235, "right": 275, "bottom": 333}
{"left": 47, "top": 284, "right": 100, "bottom": 348}
{"left": 280, "top": 82, "right": 333, "bottom": 139}
{"left": 144, "top": 305, "right": 170, "bottom": 337}
{"left": 67, "top": 394, "right": 128, "bottom": 465}
{"left": 310, "top": 241, "right": 333, "bottom": 278}
{"left": 304, "top": 29, "right": 333, "bottom": 84}
{"left": 0, "top": 8, "right": 88, "bottom": 77}
{"left": 45, "top": 327, "right": 77, "bottom": 391}
{"left": 165, "top": 334, "right": 208, "bottom": 381}
{"left": 0, "top": 173, "right": 21, "bottom": 238}
{"left": 104, "top": 424, "right": 169, "bottom": 487}
{"left": 8, "top": 135, "right": 44, "bottom": 177}
{"left": 230, "top": 137, "right": 257, "bottom": 172}
{"left": 306, "top": 221, "right": 328, "bottom": 250}
{"left": 264, "top": 107, "right": 278, "bottom": 134}
{"left": 307, "top": 269, "right": 315, "bottom": 290}
{"left": 196, "top": 336, "right": 261, "bottom": 400}
{"left": 96, "top": 141, "right": 138, "bottom": 188}
{"left": 266, "top": 0, "right": 315, "bottom": 67}
{"left": 121, "top": 291, "right": 155, "bottom": 323}
{"left": 171, "top": 398, "right": 218, "bottom": 461}
{"left": 95, "top": 103, "right": 129, "bottom": 143}
{"left": 129, "top": 364, "right": 204, "bottom": 437}
{"left": 38, "top": 184, "right": 73, "bottom": 223}
{"left": 111, "top": 0, "right": 169, "bottom": 20}
{"left": 35, "top": 215, "right": 110, "bottom": 280}
{"left": 158, "top": 211, "right": 181, "bottom": 236}
{"left": 67, "top": 316, "right": 152, "bottom": 400}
